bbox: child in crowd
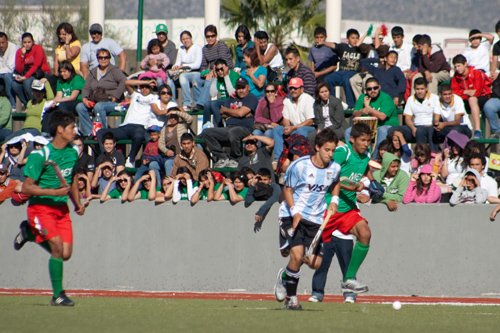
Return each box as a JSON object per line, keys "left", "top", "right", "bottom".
{"left": 134, "top": 125, "right": 164, "bottom": 187}
{"left": 240, "top": 166, "right": 255, "bottom": 182}
{"left": 450, "top": 169, "right": 487, "bottom": 205}
{"left": 100, "top": 170, "right": 133, "bottom": 203}
{"left": 1, "top": 141, "right": 28, "bottom": 174}
{"left": 90, "top": 156, "right": 116, "bottom": 195}
{"left": 191, "top": 169, "right": 220, "bottom": 204}
{"left": 75, "top": 169, "right": 91, "bottom": 200}
{"left": 387, "top": 130, "right": 412, "bottom": 175}
{"left": 95, "top": 132, "right": 125, "bottom": 174}
{"left": 308, "top": 27, "right": 339, "bottom": 83}
{"left": 128, "top": 170, "right": 157, "bottom": 202}
{"left": 374, "top": 139, "right": 391, "bottom": 164}
{"left": 244, "top": 168, "right": 281, "bottom": 224}
{"left": 155, "top": 175, "right": 173, "bottom": 203}
{"left": 410, "top": 143, "right": 437, "bottom": 175}
{"left": 0, "top": 163, "right": 16, "bottom": 204}
{"left": 403, "top": 164, "right": 441, "bottom": 203}
{"left": 166, "top": 167, "right": 195, "bottom": 203}
{"left": 139, "top": 39, "right": 169, "bottom": 85}
{"left": 215, "top": 171, "right": 249, "bottom": 204}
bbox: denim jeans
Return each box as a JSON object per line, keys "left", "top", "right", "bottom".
{"left": 11, "top": 76, "right": 37, "bottom": 106}
{"left": 483, "top": 97, "right": 500, "bottom": 134}
{"left": 272, "top": 125, "right": 315, "bottom": 162}
{"left": 164, "top": 155, "right": 175, "bottom": 177}
{"left": 135, "top": 161, "right": 162, "bottom": 188}
{"left": 0, "top": 73, "right": 16, "bottom": 107}
{"left": 324, "top": 70, "right": 357, "bottom": 108}
{"left": 311, "top": 236, "right": 357, "bottom": 301}
{"left": 344, "top": 125, "right": 391, "bottom": 159}
{"left": 76, "top": 101, "right": 118, "bottom": 136}
{"left": 193, "top": 75, "right": 212, "bottom": 107}
{"left": 179, "top": 72, "right": 201, "bottom": 107}
{"left": 203, "top": 99, "right": 225, "bottom": 126}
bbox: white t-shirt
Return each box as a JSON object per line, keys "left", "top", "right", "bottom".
{"left": 282, "top": 93, "right": 315, "bottom": 126}
{"left": 463, "top": 41, "right": 492, "bottom": 73}
{"left": 121, "top": 91, "right": 158, "bottom": 127}
{"left": 390, "top": 42, "right": 412, "bottom": 72}
{"left": 149, "top": 99, "right": 178, "bottom": 128}
{"left": 173, "top": 44, "right": 203, "bottom": 70}
{"left": 321, "top": 101, "right": 332, "bottom": 128}
{"left": 81, "top": 38, "right": 124, "bottom": 70}
{"left": 404, "top": 92, "right": 439, "bottom": 126}
{"left": 266, "top": 43, "right": 284, "bottom": 68}
{"left": 433, "top": 94, "right": 472, "bottom": 130}
{"left": 445, "top": 156, "right": 464, "bottom": 185}
{"left": 481, "top": 174, "right": 498, "bottom": 202}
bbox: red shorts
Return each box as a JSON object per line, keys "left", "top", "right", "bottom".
{"left": 322, "top": 209, "right": 367, "bottom": 243}
{"left": 27, "top": 204, "right": 73, "bottom": 244}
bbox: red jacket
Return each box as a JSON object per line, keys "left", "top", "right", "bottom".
{"left": 15, "top": 44, "right": 51, "bottom": 78}
{"left": 451, "top": 66, "right": 491, "bottom": 101}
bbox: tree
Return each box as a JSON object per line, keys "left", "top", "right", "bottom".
{"left": 221, "top": 0, "right": 322, "bottom": 52}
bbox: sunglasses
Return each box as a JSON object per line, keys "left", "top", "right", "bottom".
{"left": 205, "top": 34, "right": 216, "bottom": 39}
{"left": 160, "top": 91, "right": 170, "bottom": 95}
{"left": 90, "top": 31, "right": 102, "bottom": 35}
{"left": 119, "top": 179, "right": 128, "bottom": 183}
{"left": 215, "top": 67, "right": 224, "bottom": 72}
{"left": 288, "top": 87, "right": 300, "bottom": 91}
{"left": 366, "top": 86, "right": 380, "bottom": 92}
{"left": 265, "top": 90, "right": 276, "bottom": 93}
{"left": 144, "top": 178, "right": 152, "bottom": 182}
{"left": 0, "top": 172, "right": 7, "bottom": 176}
{"left": 246, "top": 140, "right": 257, "bottom": 145}
{"left": 98, "top": 56, "right": 110, "bottom": 60}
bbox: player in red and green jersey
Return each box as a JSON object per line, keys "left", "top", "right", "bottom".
{"left": 14, "top": 110, "right": 85, "bottom": 306}
{"left": 321, "top": 122, "right": 373, "bottom": 294}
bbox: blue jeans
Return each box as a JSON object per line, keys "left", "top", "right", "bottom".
{"left": 11, "top": 76, "right": 37, "bottom": 106}
{"left": 193, "top": 75, "right": 212, "bottom": 106}
{"left": 483, "top": 97, "right": 500, "bottom": 134}
{"left": 252, "top": 128, "right": 273, "bottom": 147}
{"left": 311, "top": 236, "right": 357, "bottom": 301}
{"left": 344, "top": 125, "right": 391, "bottom": 159}
{"left": 179, "top": 72, "right": 201, "bottom": 107}
{"left": 135, "top": 161, "right": 161, "bottom": 188}
{"left": 272, "top": 125, "right": 315, "bottom": 161}
{"left": 324, "top": 70, "right": 357, "bottom": 108}
{"left": 203, "top": 99, "right": 225, "bottom": 126}
{"left": 164, "top": 156, "right": 175, "bottom": 177}
{"left": 0, "top": 73, "right": 16, "bottom": 107}
{"left": 76, "top": 101, "right": 118, "bottom": 136}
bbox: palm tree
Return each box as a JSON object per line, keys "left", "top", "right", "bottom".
{"left": 221, "top": 0, "right": 322, "bottom": 52}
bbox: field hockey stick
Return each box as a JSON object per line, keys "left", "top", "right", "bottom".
{"left": 305, "top": 209, "right": 333, "bottom": 260}
{"left": 340, "top": 176, "right": 362, "bottom": 188}
{"left": 43, "top": 160, "right": 67, "bottom": 186}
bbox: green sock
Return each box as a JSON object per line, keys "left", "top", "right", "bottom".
{"left": 49, "top": 257, "right": 64, "bottom": 298}
{"left": 344, "top": 242, "right": 370, "bottom": 281}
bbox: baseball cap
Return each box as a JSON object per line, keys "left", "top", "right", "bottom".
{"left": 31, "top": 80, "right": 45, "bottom": 91}
{"left": 288, "top": 77, "right": 304, "bottom": 89}
{"left": 418, "top": 164, "right": 433, "bottom": 175}
{"left": 89, "top": 23, "right": 103, "bottom": 34}
{"left": 147, "top": 125, "right": 162, "bottom": 132}
{"left": 0, "top": 163, "right": 8, "bottom": 174}
{"left": 235, "top": 78, "right": 249, "bottom": 88}
{"left": 155, "top": 24, "right": 168, "bottom": 34}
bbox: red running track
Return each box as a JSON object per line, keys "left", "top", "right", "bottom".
{"left": 1, "top": 289, "right": 500, "bottom": 305}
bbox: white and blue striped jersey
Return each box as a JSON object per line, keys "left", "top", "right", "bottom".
{"left": 279, "top": 155, "right": 341, "bottom": 225}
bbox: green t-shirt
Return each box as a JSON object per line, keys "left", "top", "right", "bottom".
{"left": 194, "top": 182, "right": 221, "bottom": 200}
{"left": 222, "top": 186, "right": 248, "bottom": 200}
{"left": 326, "top": 142, "right": 370, "bottom": 213}
{"left": 353, "top": 91, "right": 398, "bottom": 127}
{"left": 108, "top": 188, "right": 123, "bottom": 199}
{"left": 56, "top": 75, "right": 85, "bottom": 100}
{"left": 23, "top": 143, "right": 79, "bottom": 205}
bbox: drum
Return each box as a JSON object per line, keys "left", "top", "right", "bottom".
{"left": 353, "top": 116, "right": 378, "bottom": 139}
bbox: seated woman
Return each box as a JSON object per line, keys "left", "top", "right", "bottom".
{"left": 155, "top": 175, "right": 173, "bottom": 203}
{"left": 5, "top": 78, "right": 53, "bottom": 141}
{"left": 214, "top": 171, "right": 248, "bottom": 204}
{"left": 128, "top": 170, "right": 157, "bottom": 202}
{"left": 435, "top": 131, "right": 468, "bottom": 186}
{"left": 190, "top": 169, "right": 221, "bottom": 204}
{"left": 403, "top": 164, "right": 441, "bottom": 203}
{"left": 234, "top": 25, "right": 254, "bottom": 72}
{"left": 12, "top": 33, "right": 51, "bottom": 107}
{"left": 164, "top": 167, "right": 196, "bottom": 203}
{"left": 53, "top": 23, "right": 82, "bottom": 76}
{"left": 100, "top": 170, "right": 133, "bottom": 203}
{"left": 409, "top": 143, "right": 437, "bottom": 175}
{"left": 240, "top": 47, "right": 267, "bottom": 99}
{"left": 75, "top": 48, "right": 127, "bottom": 138}
{"left": 252, "top": 82, "right": 284, "bottom": 139}
{"left": 307, "top": 82, "right": 349, "bottom": 150}
{"left": 387, "top": 130, "right": 412, "bottom": 175}
{"left": 75, "top": 169, "right": 91, "bottom": 200}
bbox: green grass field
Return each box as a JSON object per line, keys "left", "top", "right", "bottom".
{"left": 2, "top": 296, "right": 500, "bottom": 333}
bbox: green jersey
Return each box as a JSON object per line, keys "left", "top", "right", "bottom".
{"left": 108, "top": 188, "right": 123, "bottom": 199}
{"left": 353, "top": 91, "right": 399, "bottom": 127}
{"left": 23, "top": 143, "right": 79, "bottom": 205}
{"left": 194, "top": 182, "right": 221, "bottom": 200}
{"left": 222, "top": 186, "right": 248, "bottom": 200}
{"left": 326, "top": 142, "right": 370, "bottom": 213}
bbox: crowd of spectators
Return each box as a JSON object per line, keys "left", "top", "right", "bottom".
{"left": 2, "top": 19, "right": 500, "bottom": 222}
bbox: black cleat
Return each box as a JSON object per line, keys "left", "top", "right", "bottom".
{"left": 283, "top": 296, "right": 302, "bottom": 310}
{"left": 50, "top": 290, "right": 75, "bottom": 306}
{"left": 14, "top": 220, "right": 29, "bottom": 251}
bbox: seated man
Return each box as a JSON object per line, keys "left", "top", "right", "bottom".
{"left": 284, "top": 47, "right": 316, "bottom": 96}
{"left": 451, "top": 54, "right": 491, "bottom": 139}
{"left": 200, "top": 78, "right": 258, "bottom": 168}
{"left": 372, "top": 152, "right": 410, "bottom": 211}
{"left": 491, "top": 21, "right": 500, "bottom": 81}
{"left": 244, "top": 167, "right": 281, "bottom": 225}
{"left": 344, "top": 77, "right": 399, "bottom": 158}
{"left": 0, "top": 32, "right": 19, "bottom": 112}
{"left": 0, "top": 163, "right": 16, "bottom": 204}
{"left": 463, "top": 29, "right": 494, "bottom": 74}
{"left": 271, "top": 77, "right": 315, "bottom": 162}
{"left": 432, "top": 84, "right": 473, "bottom": 141}
{"left": 237, "top": 134, "right": 274, "bottom": 175}
{"left": 308, "top": 27, "right": 338, "bottom": 83}
{"left": 80, "top": 23, "right": 126, "bottom": 79}
{"left": 450, "top": 168, "right": 488, "bottom": 205}
{"left": 202, "top": 59, "right": 239, "bottom": 127}
{"left": 94, "top": 132, "right": 125, "bottom": 174}
{"left": 359, "top": 51, "right": 406, "bottom": 105}
{"left": 96, "top": 78, "right": 158, "bottom": 168}
{"left": 254, "top": 30, "right": 284, "bottom": 81}
{"left": 466, "top": 153, "right": 499, "bottom": 204}
{"left": 170, "top": 133, "right": 209, "bottom": 182}
{"left": 389, "top": 78, "right": 440, "bottom": 152}
{"left": 483, "top": 75, "right": 500, "bottom": 138}
{"left": 412, "top": 34, "right": 450, "bottom": 95}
